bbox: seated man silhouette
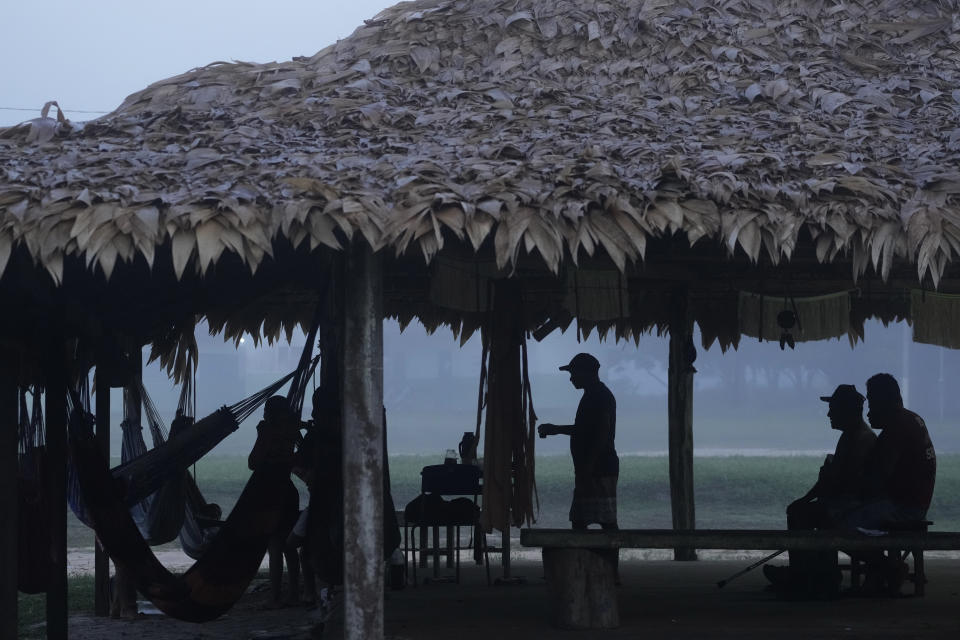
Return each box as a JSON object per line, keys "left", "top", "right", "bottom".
{"left": 842, "top": 373, "right": 936, "bottom": 594}
{"left": 764, "top": 384, "right": 876, "bottom": 596}
{"left": 789, "top": 385, "right": 877, "bottom": 529}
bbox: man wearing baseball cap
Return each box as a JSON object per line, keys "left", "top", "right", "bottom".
{"left": 790, "top": 384, "right": 878, "bottom": 527}
{"left": 538, "top": 353, "right": 620, "bottom": 532}
{"left": 764, "top": 383, "right": 876, "bottom": 597}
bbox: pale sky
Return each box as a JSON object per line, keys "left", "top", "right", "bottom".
{"left": 0, "top": 0, "right": 397, "bottom": 126}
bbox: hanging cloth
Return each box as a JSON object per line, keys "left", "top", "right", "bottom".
{"left": 738, "top": 290, "right": 851, "bottom": 343}
{"left": 18, "top": 387, "right": 49, "bottom": 594}
{"left": 480, "top": 281, "right": 539, "bottom": 533}
{"left": 910, "top": 289, "right": 960, "bottom": 349}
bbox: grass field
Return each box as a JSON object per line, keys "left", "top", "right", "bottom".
{"left": 63, "top": 453, "right": 960, "bottom": 546}
{"left": 18, "top": 576, "right": 94, "bottom": 639}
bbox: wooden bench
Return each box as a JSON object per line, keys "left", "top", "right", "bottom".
{"left": 520, "top": 528, "right": 960, "bottom": 629}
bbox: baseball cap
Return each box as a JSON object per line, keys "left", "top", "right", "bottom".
{"left": 559, "top": 353, "right": 600, "bottom": 372}
{"left": 819, "top": 384, "right": 864, "bottom": 406}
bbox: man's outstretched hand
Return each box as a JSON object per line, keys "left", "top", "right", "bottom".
{"left": 538, "top": 423, "right": 556, "bottom": 438}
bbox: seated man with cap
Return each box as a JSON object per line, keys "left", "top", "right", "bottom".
{"left": 789, "top": 384, "right": 877, "bottom": 530}
{"left": 764, "top": 384, "right": 876, "bottom": 596}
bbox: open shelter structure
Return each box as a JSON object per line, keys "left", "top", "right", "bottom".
{"left": 2, "top": 0, "right": 960, "bottom": 637}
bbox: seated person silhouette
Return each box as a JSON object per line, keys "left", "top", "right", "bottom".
{"left": 764, "top": 384, "right": 876, "bottom": 596}
{"left": 841, "top": 373, "right": 936, "bottom": 594}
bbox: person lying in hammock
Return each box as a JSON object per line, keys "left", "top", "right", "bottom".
{"left": 248, "top": 395, "right": 302, "bottom": 607}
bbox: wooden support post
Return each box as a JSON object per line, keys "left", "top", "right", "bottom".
{"left": 668, "top": 289, "right": 697, "bottom": 561}
{"left": 542, "top": 548, "right": 619, "bottom": 629}
{"left": 45, "top": 346, "right": 68, "bottom": 639}
{"left": 94, "top": 375, "right": 110, "bottom": 616}
{"left": 0, "top": 360, "right": 18, "bottom": 640}
{"left": 112, "top": 354, "right": 142, "bottom": 618}
{"left": 342, "top": 243, "right": 384, "bottom": 640}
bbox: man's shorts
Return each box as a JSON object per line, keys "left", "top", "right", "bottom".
{"left": 569, "top": 475, "right": 617, "bottom": 525}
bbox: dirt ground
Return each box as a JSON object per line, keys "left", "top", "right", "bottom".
{"left": 32, "top": 555, "right": 960, "bottom": 639}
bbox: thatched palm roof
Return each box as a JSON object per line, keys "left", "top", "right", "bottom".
{"left": 2, "top": 0, "right": 959, "bottom": 291}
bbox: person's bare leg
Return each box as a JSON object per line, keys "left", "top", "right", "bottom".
{"left": 109, "top": 561, "right": 120, "bottom": 618}
{"left": 111, "top": 564, "right": 138, "bottom": 619}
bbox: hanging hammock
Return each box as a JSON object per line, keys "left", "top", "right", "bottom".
{"left": 121, "top": 381, "right": 187, "bottom": 545}
{"left": 173, "top": 375, "right": 226, "bottom": 559}
{"left": 138, "top": 372, "right": 224, "bottom": 558}
{"left": 18, "top": 387, "right": 49, "bottom": 594}
{"left": 66, "top": 382, "right": 94, "bottom": 528}
{"left": 111, "top": 359, "right": 313, "bottom": 507}
{"left": 179, "top": 470, "right": 222, "bottom": 559}
{"left": 70, "top": 414, "right": 299, "bottom": 622}
{"left": 64, "top": 355, "right": 312, "bottom": 543}
{"left": 156, "top": 371, "right": 224, "bottom": 559}
{"left": 69, "top": 303, "right": 324, "bottom": 622}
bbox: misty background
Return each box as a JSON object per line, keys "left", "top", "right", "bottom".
{"left": 92, "top": 317, "right": 960, "bottom": 459}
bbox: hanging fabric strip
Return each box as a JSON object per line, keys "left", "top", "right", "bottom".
{"left": 910, "top": 289, "right": 960, "bottom": 349}
{"left": 474, "top": 329, "right": 488, "bottom": 444}
{"left": 574, "top": 270, "right": 582, "bottom": 343}
{"left": 18, "top": 389, "right": 30, "bottom": 455}
{"left": 563, "top": 269, "right": 630, "bottom": 322}
{"left": 738, "top": 290, "right": 852, "bottom": 342}
{"left": 428, "top": 256, "right": 496, "bottom": 312}
{"left": 516, "top": 333, "right": 539, "bottom": 525}
{"left": 18, "top": 385, "right": 49, "bottom": 594}
{"left": 177, "top": 364, "right": 195, "bottom": 419}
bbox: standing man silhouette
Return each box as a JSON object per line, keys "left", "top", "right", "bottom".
{"left": 538, "top": 353, "right": 619, "bottom": 531}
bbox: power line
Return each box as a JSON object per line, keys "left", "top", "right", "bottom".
{"left": 0, "top": 106, "right": 110, "bottom": 114}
